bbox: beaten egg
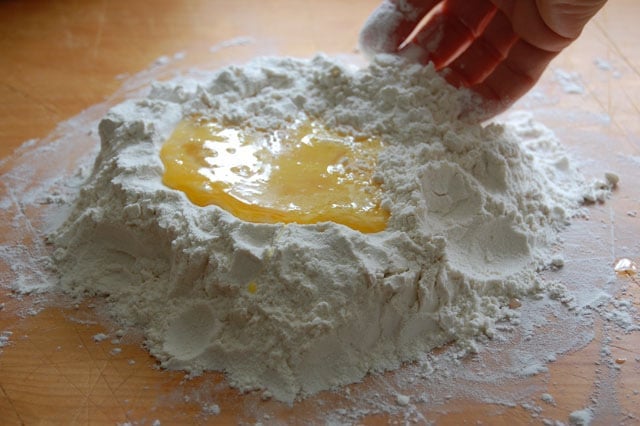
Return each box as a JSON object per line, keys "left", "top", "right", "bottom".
{"left": 160, "top": 116, "right": 388, "bottom": 233}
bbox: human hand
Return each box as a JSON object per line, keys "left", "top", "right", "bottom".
{"left": 359, "top": 0, "right": 608, "bottom": 118}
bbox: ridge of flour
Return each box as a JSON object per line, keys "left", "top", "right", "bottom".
{"left": 50, "top": 54, "right": 610, "bottom": 403}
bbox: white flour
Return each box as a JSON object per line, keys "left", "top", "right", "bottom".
{"left": 50, "top": 54, "right": 612, "bottom": 403}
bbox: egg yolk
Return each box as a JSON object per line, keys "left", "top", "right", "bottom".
{"left": 160, "top": 116, "right": 388, "bottom": 233}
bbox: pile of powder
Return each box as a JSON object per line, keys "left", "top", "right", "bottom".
{"left": 50, "top": 54, "right": 610, "bottom": 403}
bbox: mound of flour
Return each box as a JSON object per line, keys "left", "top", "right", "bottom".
{"left": 50, "top": 54, "right": 608, "bottom": 403}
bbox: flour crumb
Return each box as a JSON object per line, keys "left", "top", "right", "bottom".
{"left": 0, "top": 331, "right": 12, "bottom": 349}
{"left": 551, "top": 255, "right": 565, "bottom": 268}
{"left": 569, "top": 408, "right": 594, "bottom": 426}
{"left": 153, "top": 55, "right": 171, "bottom": 66}
{"left": 594, "top": 58, "right": 612, "bottom": 71}
{"left": 202, "top": 403, "right": 220, "bottom": 416}
{"left": 541, "top": 393, "right": 555, "bottom": 405}
{"left": 396, "top": 393, "right": 411, "bottom": 406}
{"left": 604, "top": 172, "right": 619, "bottom": 187}
{"left": 92, "top": 333, "right": 108, "bottom": 342}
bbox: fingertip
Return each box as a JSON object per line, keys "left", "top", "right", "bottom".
{"left": 359, "top": 1, "right": 407, "bottom": 56}
{"left": 359, "top": 1, "right": 442, "bottom": 57}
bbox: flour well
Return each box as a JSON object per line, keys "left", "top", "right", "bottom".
{"left": 50, "top": 55, "right": 608, "bottom": 403}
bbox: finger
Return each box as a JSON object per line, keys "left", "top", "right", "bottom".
{"left": 468, "top": 39, "right": 559, "bottom": 116}
{"left": 399, "top": 0, "right": 498, "bottom": 69}
{"left": 537, "top": 0, "right": 608, "bottom": 39}
{"left": 442, "top": 9, "right": 518, "bottom": 87}
{"left": 490, "top": 0, "right": 574, "bottom": 52}
{"left": 359, "top": 0, "right": 441, "bottom": 56}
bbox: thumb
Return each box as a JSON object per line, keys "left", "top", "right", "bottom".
{"left": 536, "top": 0, "right": 608, "bottom": 40}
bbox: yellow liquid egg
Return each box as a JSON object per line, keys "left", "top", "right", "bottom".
{"left": 160, "top": 116, "right": 388, "bottom": 233}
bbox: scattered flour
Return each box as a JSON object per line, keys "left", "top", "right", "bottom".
{"left": 594, "top": 58, "right": 622, "bottom": 78}
{"left": 594, "top": 58, "right": 612, "bottom": 71}
{"left": 48, "top": 54, "right": 613, "bottom": 403}
{"left": 208, "top": 36, "right": 254, "bottom": 54}
{"left": 554, "top": 68, "right": 586, "bottom": 95}
{"left": 202, "top": 403, "right": 221, "bottom": 416}
{"left": 0, "top": 331, "right": 12, "bottom": 351}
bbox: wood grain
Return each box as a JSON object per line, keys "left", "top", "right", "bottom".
{"left": 1, "top": 0, "right": 639, "bottom": 424}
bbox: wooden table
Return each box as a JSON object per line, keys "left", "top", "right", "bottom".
{"left": 1, "top": 1, "right": 639, "bottom": 424}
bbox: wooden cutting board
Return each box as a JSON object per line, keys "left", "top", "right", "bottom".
{"left": 1, "top": 1, "right": 639, "bottom": 424}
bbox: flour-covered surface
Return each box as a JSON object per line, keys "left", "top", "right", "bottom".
{"left": 46, "top": 53, "right": 617, "bottom": 403}
{"left": 0, "top": 49, "right": 638, "bottom": 424}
